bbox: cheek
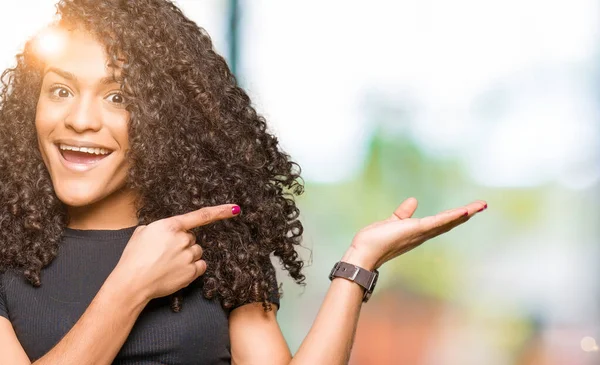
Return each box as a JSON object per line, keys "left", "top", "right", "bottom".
{"left": 35, "top": 118, "right": 49, "bottom": 140}
{"left": 107, "top": 111, "right": 131, "bottom": 149}
{"left": 35, "top": 99, "right": 60, "bottom": 137}
{"left": 34, "top": 101, "right": 46, "bottom": 135}
{"left": 117, "top": 125, "right": 130, "bottom": 149}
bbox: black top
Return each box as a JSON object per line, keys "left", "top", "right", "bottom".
{"left": 0, "top": 227, "right": 279, "bottom": 364}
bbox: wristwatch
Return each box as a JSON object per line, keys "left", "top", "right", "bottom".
{"left": 329, "top": 261, "right": 379, "bottom": 302}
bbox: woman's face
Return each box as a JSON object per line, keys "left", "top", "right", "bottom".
{"left": 35, "top": 30, "right": 131, "bottom": 208}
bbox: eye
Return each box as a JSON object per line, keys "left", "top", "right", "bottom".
{"left": 49, "top": 86, "right": 72, "bottom": 98}
{"left": 106, "top": 92, "right": 126, "bottom": 104}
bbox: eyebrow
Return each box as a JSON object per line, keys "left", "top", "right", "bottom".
{"left": 44, "top": 67, "right": 123, "bottom": 85}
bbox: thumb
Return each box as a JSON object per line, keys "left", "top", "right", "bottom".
{"left": 390, "top": 197, "right": 418, "bottom": 220}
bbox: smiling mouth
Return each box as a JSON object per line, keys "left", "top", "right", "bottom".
{"left": 57, "top": 144, "right": 113, "bottom": 165}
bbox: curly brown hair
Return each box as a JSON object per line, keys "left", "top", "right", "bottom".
{"left": 0, "top": 0, "right": 305, "bottom": 311}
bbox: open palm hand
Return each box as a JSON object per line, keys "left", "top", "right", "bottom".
{"left": 342, "top": 198, "right": 487, "bottom": 270}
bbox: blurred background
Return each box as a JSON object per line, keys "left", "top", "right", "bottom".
{"left": 2, "top": 1, "right": 599, "bottom": 364}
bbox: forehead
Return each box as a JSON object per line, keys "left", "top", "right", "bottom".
{"left": 40, "top": 29, "right": 114, "bottom": 81}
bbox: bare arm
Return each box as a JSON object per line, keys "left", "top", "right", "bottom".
{"left": 290, "top": 259, "right": 367, "bottom": 365}
{"left": 0, "top": 318, "right": 30, "bottom": 364}
{"left": 230, "top": 198, "right": 487, "bottom": 365}
{"left": 0, "top": 271, "right": 147, "bottom": 365}
{"left": 230, "top": 274, "right": 365, "bottom": 365}
{"left": 39, "top": 272, "right": 147, "bottom": 365}
{"left": 0, "top": 204, "right": 239, "bottom": 365}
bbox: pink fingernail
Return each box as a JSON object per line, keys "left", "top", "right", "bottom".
{"left": 232, "top": 205, "right": 241, "bottom": 215}
{"left": 463, "top": 212, "right": 469, "bottom": 217}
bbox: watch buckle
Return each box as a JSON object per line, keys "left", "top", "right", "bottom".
{"left": 348, "top": 266, "right": 360, "bottom": 281}
{"left": 329, "top": 261, "right": 340, "bottom": 280}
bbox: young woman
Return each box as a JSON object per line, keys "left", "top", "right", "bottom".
{"left": 0, "top": 0, "right": 487, "bottom": 364}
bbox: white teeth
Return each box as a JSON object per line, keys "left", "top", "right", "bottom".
{"left": 59, "top": 144, "right": 111, "bottom": 155}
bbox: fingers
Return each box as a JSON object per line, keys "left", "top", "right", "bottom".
{"left": 389, "top": 198, "right": 485, "bottom": 222}
{"left": 418, "top": 200, "right": 486, "bottom": 229}
{"left": 391, "top": 197, "right": 418, "bottom": 220}
{"left": 170, "top": 204, "right": 241, "bottom": 231}
{"left": 433, "top": 200, "right": 487, "bottom": 217}
{"left": 419, "top": 208, "right": 468, "bottom": 231}
{"left": 184, "top": 232, "right": 196, "bottom": 247}
{"left": 189, "top": 244, "right": 203, "bottom": 262}
{"left": 466, "top": 200, "right": 487, "bottom": 216}
{"left": 193, "top": 259, "right": 207, "bottom": 279}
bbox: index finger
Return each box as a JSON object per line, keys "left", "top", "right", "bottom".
{"left": 170, "top": 204, "right": 241, "bottom": 231}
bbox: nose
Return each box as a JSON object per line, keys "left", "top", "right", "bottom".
{"left": 64, "top": 94, "right": 102, "bottom": 133}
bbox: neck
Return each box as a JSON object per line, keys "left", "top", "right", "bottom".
{"left": 67, "top": 186, "right": 138, "bottom": 230}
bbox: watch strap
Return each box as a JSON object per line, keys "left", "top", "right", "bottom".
{"left": 329, "top": 261, "right": 379, "bottom": 302}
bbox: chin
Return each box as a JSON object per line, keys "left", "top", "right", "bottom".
{"left": 52, "top": 181, "right": 105, "bottom": 208}
{"left": 55, "top": 190, "right": 100, "bottom": 208}
{"left": 52, "top": 178, "right": 131, "bottom": 210}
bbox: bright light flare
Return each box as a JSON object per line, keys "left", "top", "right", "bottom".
{"left": 580, "top": 336, "right": 598, "bottom": 352}
{"left": 33, "top": 27, "right": 66, "bottom": 59}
